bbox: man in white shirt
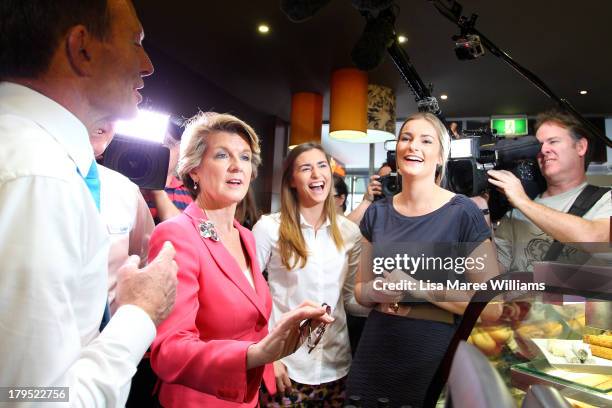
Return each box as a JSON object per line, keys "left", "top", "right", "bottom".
{"left": 487, "top": 109, "right": 611, "bottom": 272}
{"left": 0, "top": 0, "right": 177, "bottom": 406}
{"left": 89, "top": 121, "right": 155, "bottom": 313}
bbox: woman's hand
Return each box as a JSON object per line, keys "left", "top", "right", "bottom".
{"left": 246, "top": 301, "right": 334, "bottom": 369}
{"left": 273, "top": 361, "right": 292, "bottom": 394}
{"left": 360, "top": 271, "right": 405, "bottom": 304}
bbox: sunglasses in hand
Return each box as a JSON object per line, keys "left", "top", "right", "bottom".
{"left": 299, "top": 303, "right": 332, "bottom": 354}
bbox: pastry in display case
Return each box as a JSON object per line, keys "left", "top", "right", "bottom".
{"left": 467, "top": 297, "right": 611, "bottom": 407}
{"left": 462, "top": 261, "right": 612, "bottom": 407}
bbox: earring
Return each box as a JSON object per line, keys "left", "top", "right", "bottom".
{"left": 194, "top": 181, "right": 198, "bottom": 190}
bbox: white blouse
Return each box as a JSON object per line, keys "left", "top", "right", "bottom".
{"left": 252, "top": 212, "right": 362, "bottom": 385}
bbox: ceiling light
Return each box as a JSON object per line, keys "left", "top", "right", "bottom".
{"left": 289, "top": 92, "right": 323, "bottom": 148}
{"left": 579, "top": 90, "right": 588, "bottom": 95}
{"left": 440, "top": 94, "right": 448, "bottom": 100}
{"left": 397, "top": 35, "right": 407, "bottom": 44}
{"left": 258, "top": 24, "right": 270, "bottom": 34}
{"left": 329, "top": 68, "right": 368, "bottom": 141}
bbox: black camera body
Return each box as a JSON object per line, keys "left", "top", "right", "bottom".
{"left": 445, "top": 132, "right": 546, "bottom": 221}
{"left": 453, "top": 34, "right": 485, "bottom": 60}
{"left": 375, "top": 148, "right": 402, "bottom": 200}
{"left": 102, "top": 135, "right": 170, "bottom": 190}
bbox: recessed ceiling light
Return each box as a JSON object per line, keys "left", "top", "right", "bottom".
{"left": 579, "top": 90, "right": 588, "bottom": 95}
{"left": 398, "top": 35, "right": 408, "bottom": 44}
{"left": 258, "top": 24, "right": 270, "bottom": 34}
{"left": 440, "top": 94, "right": 448, "bottom": 100}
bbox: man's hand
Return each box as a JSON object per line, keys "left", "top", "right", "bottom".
{"left": 363, "top": 175, "right": 383, "bottom": 202}
{"left": 487, "top": 169, "right": 530, "bottom": 209}
{"left": 273, "top": 361, "right": 292, "bottom": 394}
{"left": 246, "top": 302, "right": 334, "bottom": 369}
{"left": 115, "top": 241, "right": 178, "bottom": 326}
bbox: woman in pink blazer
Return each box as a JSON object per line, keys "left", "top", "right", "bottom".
{"left": 148, "top": 112, "right": 333, "bottom": 408}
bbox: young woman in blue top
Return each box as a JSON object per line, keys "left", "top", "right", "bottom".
{"left": 347, "top": 112, "right": 501, "bottom": 407}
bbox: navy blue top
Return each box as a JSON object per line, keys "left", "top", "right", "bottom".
{"left": 361, "top": 194, "right": 490, "bottom": 243}
{"left": 360, "top": 194, "right": 491, "bottom": 284}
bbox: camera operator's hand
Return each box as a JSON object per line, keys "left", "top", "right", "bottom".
{"left": 346, "top": 175, "right": 383, "bottom": 224}
{"left": 487, "top": 169, "right": 530, "bottom": 209}
{"left": 141, "top": 188, "right": 182, "bottom": 222}
{"left": 364, "top": 175, "right": 383, "bottom": 202}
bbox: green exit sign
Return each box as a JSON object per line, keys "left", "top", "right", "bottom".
{"left": 491, "top": 117, "right": 528, "bottom": 136}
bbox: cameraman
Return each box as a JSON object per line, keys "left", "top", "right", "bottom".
{"left": 487, "top": 109, "right": 611, "bottom": 273}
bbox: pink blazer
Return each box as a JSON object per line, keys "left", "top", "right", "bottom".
{"left": 149, "top": 202, "right": 276, "bottom": 408}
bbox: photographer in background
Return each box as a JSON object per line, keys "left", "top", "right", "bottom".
{"left": 449, "top": 121, "right": 462, "bottom": 140}
{"left": 488, "top": 109, "right": 611, "bottom": 273}
{"left": 143, "top": 123, "right": 193, "bottom": 224}
{"left": 345, "top": 162, "right": 392, "bottom": 224}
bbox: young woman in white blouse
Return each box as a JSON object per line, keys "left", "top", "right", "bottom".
{"left": 253, "top": 143, "right": 362, "bottom": 407}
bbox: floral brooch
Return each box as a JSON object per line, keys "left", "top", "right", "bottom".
{"left": 199, "top": 220, "right": 219, "bottom": 242}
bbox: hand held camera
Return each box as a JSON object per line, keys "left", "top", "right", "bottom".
{"left": 375, "top": 140, "right": 402, "bottom": 200}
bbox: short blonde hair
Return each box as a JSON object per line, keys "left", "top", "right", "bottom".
{"left": 399, "top": 112, "right": 450, "bottom": 184}
{"left": 177, "top": 111, "right": 261, "bottom": 199}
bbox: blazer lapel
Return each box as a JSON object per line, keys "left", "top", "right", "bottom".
{"left": 183, "top": 203, "right": 268, "bottom": 319}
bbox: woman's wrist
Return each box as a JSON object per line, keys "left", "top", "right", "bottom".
{"left": 246, "top": 343, "right": 264, "bottom": 369}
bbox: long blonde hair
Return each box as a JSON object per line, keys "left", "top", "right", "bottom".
{"left": 279, "top": 143, "right": 344, "bottom": 270}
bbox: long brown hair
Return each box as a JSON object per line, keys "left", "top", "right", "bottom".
{"left": 236, "top": 187, "right": 261, "bottom": 230}
{"left": 279, "top": 143, "right": 344, "bottom": 270}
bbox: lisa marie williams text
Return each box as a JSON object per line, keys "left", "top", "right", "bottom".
{"left": 418, "top": 279, "right": 545, "bottom": 291}
{"left": 373, "top": 276, "right": 546, "bottom": 292}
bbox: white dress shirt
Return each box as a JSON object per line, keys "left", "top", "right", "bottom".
{"left": 252, "top": 212, "right": 362, "bottom": 385}
{"left": 0, "top": 82, "right": 155, "bottom": 407}
{"left": 98, "top": 165, "right": 154, "bottom": 313}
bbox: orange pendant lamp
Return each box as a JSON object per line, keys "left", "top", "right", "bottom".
{"left": 289, "top": 92, "right": 323, "bottom": 148}
{"left": 329, "top": 68, "right": 368, "bottom": 141}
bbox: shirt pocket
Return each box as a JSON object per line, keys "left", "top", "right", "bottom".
{"left": 106, "top": 222, "right": 130, "bottom": 235}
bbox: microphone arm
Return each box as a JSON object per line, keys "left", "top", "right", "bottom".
{"left": 430, "top": 0, "right": 612, "bottom": 148}
{"left": 387, "top": 38, "right": 443, "bottom": 118}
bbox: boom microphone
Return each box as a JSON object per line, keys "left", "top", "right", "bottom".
{"left": 351, "top": 6, "right": 396, "bottom": 70}
{"left": 280, "top": 0, "right": 332, "bottom": 23}
{"left": 351, "top": 0, "right": 394, "bottom": 13}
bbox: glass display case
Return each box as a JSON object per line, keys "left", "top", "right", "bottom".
{"left": 428, "top": 262, "right": 612, "bottom": 408}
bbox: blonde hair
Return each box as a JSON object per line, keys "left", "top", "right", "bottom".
{"left": 399, "top": 112, "right": 450, "bottom": 184}
{"left": 177, "top": 111, "right": 261, "bottom": 199}
{"left": 279, "top": 143, "right": 344, "bottom": 270}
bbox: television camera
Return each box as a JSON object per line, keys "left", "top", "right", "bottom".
{"left": 446, "top": 131, "right": 546, "bottom": 221}
{"left": 375, "top": 131, "right": 546, "bottom": 221}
